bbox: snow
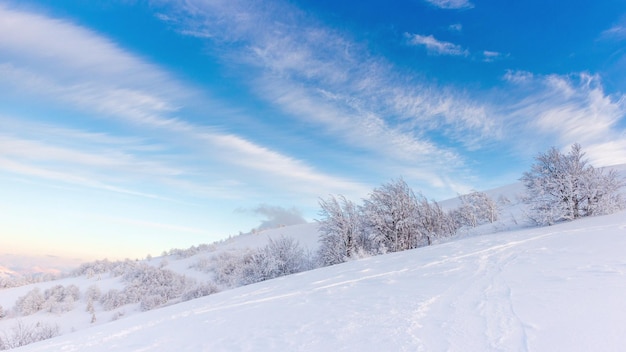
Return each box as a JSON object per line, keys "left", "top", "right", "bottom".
{"left": 3, "top": 173, "right": 626, "bottom": 351}
{"left": 10, "top": 210, "right": 626, "bottom": 351}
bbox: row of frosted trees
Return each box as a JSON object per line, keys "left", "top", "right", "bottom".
{"left": 317, "top": 178, "right": 499, "bottom": 266}
{"left": 317, "top": 144, "right": 624, "bottom": 266}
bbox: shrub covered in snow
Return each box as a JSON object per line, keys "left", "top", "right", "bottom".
{"left": 99, "top": 264, "right": 193, "bottom": 311}
{"left": 521, "top": 144, "right": 624, "bottom": 225}
{"left": 181, "top": 283, "right": 220, "bottom": 302}
{"left": 317, "top": 195, "right": 372, "bottom": 266}
{"left": 14, "top": 288, "right": 45, "bottom": 316}
{"left": 241, "top": 236, "right": 311, "bottom": 285}
{"left": 0, "top": 321, "right": 59, "bottom": 350}
{"left": 43, "top": 284, "right": 81, "bottom": 314}
{"left": 451, "top": 191, "right": 499, "bottom": 228}
{"left": 363, "top": 178, "right": 457, "bottom": 252}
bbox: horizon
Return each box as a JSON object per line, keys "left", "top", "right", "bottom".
{"left": 1, "top": 0, "right": 626, "bottom": 261}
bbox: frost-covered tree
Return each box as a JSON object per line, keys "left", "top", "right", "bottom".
{"left": 14, "top": 288, "right": 45, "bottom": 316}
{"left": 415, "top": 195, "right": 457, "bottom": 245}
{"left": 521, "top": 144, "right": 624, "bottom": 225}
{"left": 0, "top": 321, "right": 59, "bottom": 349}
{"left": 43, "top": 285, "right": 80, "bottom": 314}
{"left": 242, "top": 236, "right": 309, "bottom": 284}
{"left": 452, "top": 191, "right": 499, "bottom": 228}
{"left": 211, "top": 250, "right": 255, "bottom": 288}
{"left": 181, "top": 283, "right": 220, "bottom": 302}
{"left": 316, "top": 195, "right": 371, "bottom": 266}
{"left": 360, "top": 178, "right": 457, "bottom": 252}
{"left": 361, "top": 178, "right": 424, "bottom": 252}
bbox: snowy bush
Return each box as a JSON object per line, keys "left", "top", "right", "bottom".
{"left": 452, "top": 191, "right": 499, "bottom": 228}
{"left": 140, "top": 295, "right": 168, "bottom": 312}
{"left": 122, "top": 264, "right": 192, "bottom": 305}
{"left": 361, "top": 178, "right": 424, "bottom": 252}
{"left": 181, "top": 283, "right": 220, "bottom": 302}
{"left": 211, "top": 250, "right": 255, "bottom": 288}
{"left": 241, "top": 236, "right": 310, "bottom": 285}
{"left": 361, "top": 178, "right": 456, "bottom": 253}
{"left": 317, "top": 195, "right": 372, "bottom": 266}
{"left": 0, "top": 305, "right": 5, "bottom": 319}
{"left": 84, "top": 284, "right": 101, "bottom": 302}
{"left": 414, "top": 195, "right": 457, "bottom": 245}
{"left": 43, "top": 284, "right": 80, "bottom": 314}
{"left": 99, "top": 289, "right": 126, "bottom": 311}
{"left": 97, "top": 264, "right": 195, "bottom": 311}
{"left": 190, "top": 256, "right": 213, "bottom": 273}
{"left": 0, "top": 321, "right": 59, "bottom": 350}
{"left": 14, "top": 288, "right": 45, "bottom": 316}
{"left": 72, "top": 259, "right": 114, "bottom": 277}
{"left": 521, "top": 144, "right": 625, "bottom": 225}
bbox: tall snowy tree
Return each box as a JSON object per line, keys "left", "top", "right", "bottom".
{"left": 521, "top": 144, "right": 624, "bottom": 225}
{"left": 316, "top": 195, "right": 369, "bottom": 266}
{"left": 361, "top": 178, "right": 455, "bottom": 252}
{"left": 361, "top": 178, "right": 423, "bottom": 252}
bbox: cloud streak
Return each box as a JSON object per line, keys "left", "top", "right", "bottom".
{"left": 406, "top": 34, "right": 469, "bottom": 56}
{"left": 424, "top": 0, "right": 474, "bottom": 10}
{"left": 0, "top": 3, "right": 366, "bottom": 202}
{"left": 157, "top": 0, "right": 504, "bottom": 194}
{"left": 501, "top": 71, "right": 626, "bottom": 165}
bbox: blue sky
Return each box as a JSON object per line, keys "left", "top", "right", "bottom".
{"left": 1, "top": 0, "right": 625, "bottom": 261}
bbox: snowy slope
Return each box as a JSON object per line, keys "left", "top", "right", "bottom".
{"left": 0, "top": 221, "right": 322, "bottom": 343}
{"left": 16, "top": 210, "right": 626, "bottom": 352}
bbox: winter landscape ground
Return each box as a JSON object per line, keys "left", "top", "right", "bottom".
{"left": 1, "top": 170, "right": 625, "bottom": 351}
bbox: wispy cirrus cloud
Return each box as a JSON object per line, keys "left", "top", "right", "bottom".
{"left": 156, "top": 0, "right": 502, "bottom": 194}
{"left": 601, "top": 24, "right": 626, "bottom": 41}
{"left": 482, "top": 50, "right": 504, "bottom": 62}
{"left": 424, "top": 0, "right": 474, "bottom": 10}
{"left": 405, "top": 33, "right": 469, "bottom": 56}
{"left": 0, "top": 3, "right": 366, "bottom": 202}
{"left": 502, "top": 71, "right": 626, "bottom": 165}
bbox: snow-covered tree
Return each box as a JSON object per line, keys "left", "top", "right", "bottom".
{"left": 0, "top": 321, "right": 59, "bottom": 349}
{"left": 242, "top": 236, "right": 310, "bottom": 284}
{"left": 361, "top": 178, "right": 456, "bottom": 252}
{"left": 361, "top": 178, "right": 423, "bottom": 252}
{"left": 43, "top": 285, "right": 80, "bottom": 314}
{"left": 181, "top": 283, "right": 220, "bottom": 302}
{"left": 316, "top": 195, "right": 370, "bottom": 266}
{"left": 521, "top": 144, "right": 624, "bottom": 225}
{"left": 452, "top": 191, "right": 499, "bottom": 228}
{"left": 14, "top": 288, "right": 45, "bottom": 316}
{"left": 415, "top": 195, "right": 457, "bottom": 245}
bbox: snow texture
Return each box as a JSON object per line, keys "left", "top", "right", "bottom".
{"left": 11, "top": 210, "right": 626, "bottom": 352}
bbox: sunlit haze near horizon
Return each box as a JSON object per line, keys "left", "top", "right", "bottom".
{"left": 1, "top": 0, "right": 626, "bottom": 262}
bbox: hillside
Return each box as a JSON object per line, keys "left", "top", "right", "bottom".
{"left": 12, "top": 210, "right": 626, "bottom": 351}
{"left": 2, "top": 172, "right": 625, "bottom": 351}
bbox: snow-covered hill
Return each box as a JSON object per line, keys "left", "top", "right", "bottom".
{"left": 13, "top": 210, "right": 626, "bottom": 351}
{"left": 2, "top": 172, "right": 625, "bottom": 351}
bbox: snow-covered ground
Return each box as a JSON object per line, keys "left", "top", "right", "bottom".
{"left": 2, "top": 172, "right": 626, "bottom": 351}
{"left": 7, "top": 209, "right": 626, "bottom": 351}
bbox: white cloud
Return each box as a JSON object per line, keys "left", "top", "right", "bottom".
{"left": 424, "top": 0, "right": 474, "bottom": 10}
{"left": 503, "top": 70, "right": 534, "bottom": 84}
{"left": 502, "top": 72, "right": 626, "bottom": 166}
{"left": 406, "top": 33, "right": 469, "bottom": 56}
{"left": 448, "top": 23, "right": 463, "bottom": 32}
{"left": 159, "top": 0, "right": 501, "bottom": 194}
{"left": 601, "top": 25, "right": 626, "bottom": 41}
{"left": 0, "top": 4, "right": 366, "bottom": 202}
{"left": 482, "top": 50, "right": 502, "bottom": 62}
